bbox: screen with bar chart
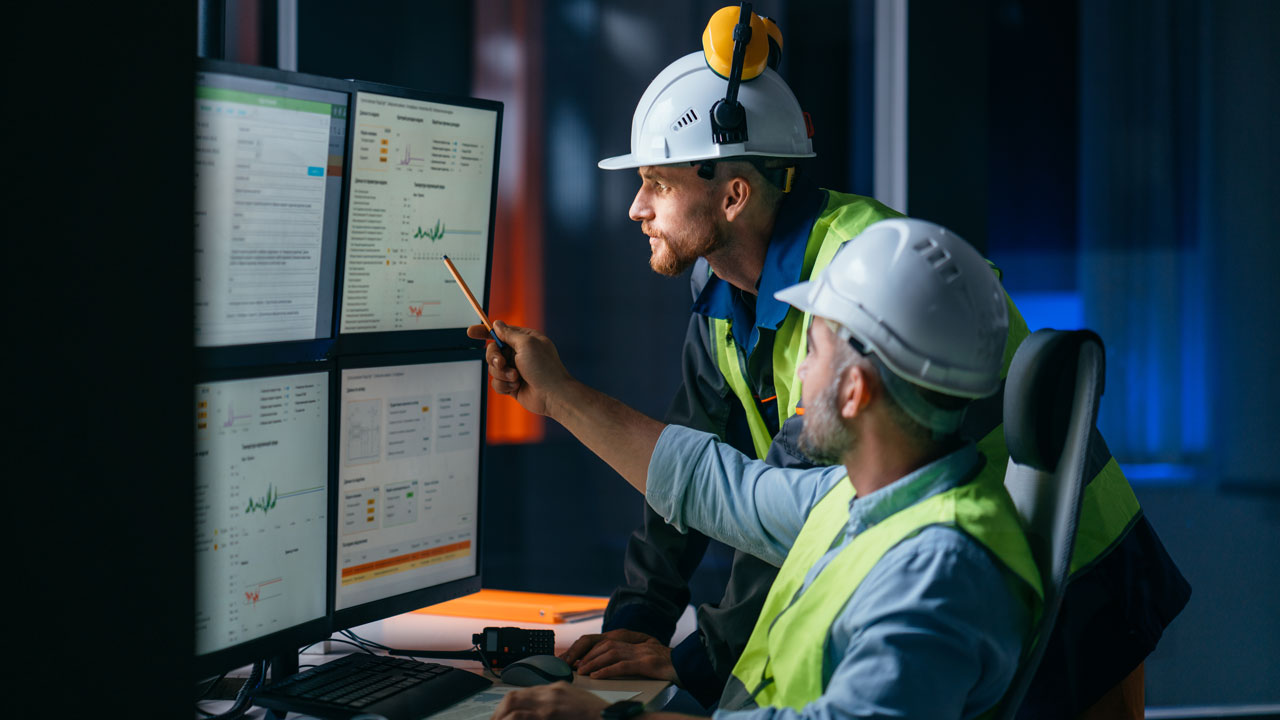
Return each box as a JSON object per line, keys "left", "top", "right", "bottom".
{"left": 338, "top": 89, "right": 500, "bottom": 337}
{"left": 194, "top": 69, "right": 348, "bottom": 347}
{"left": 194, "top": 370, "right": 330, "bottom": 667}
{"left": 334, "top": 358, "right": 481, "bottom": 618}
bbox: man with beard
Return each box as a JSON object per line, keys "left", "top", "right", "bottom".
{"left": 479, "top": 219, "right": 1042, "bottom": 719}
{"left": 568, "top": 25, "right": 903, "bottom": 710}
{"left": 563, "top": 8, "right": 1188, "bottom": 717}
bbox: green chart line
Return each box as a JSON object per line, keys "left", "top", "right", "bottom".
{"left": 414, "top": 220, "right": 447, "bottom": 241}
{"left": 245, "top": 484, "right": 278, "bottom": 514}
{"left": 414, "top": 220, "right": 483, "bottom": 242}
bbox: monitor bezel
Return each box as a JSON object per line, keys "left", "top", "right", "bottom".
{"left": 334, "top": 79, "right": 504, "bottom": 355}
{"left": 193, "top": 360, "right": 337, "bottom": 681}
{"left": 330, "top": 349, "right": 487, "bottom": 632}
{"left": 194, "top": 58, "right": 354, "bottom": 367}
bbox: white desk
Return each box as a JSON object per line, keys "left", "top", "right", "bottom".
{"left": 197, "top": 607, "right": 694, "bottom": 718}
{"left": 342, "top": 610, "right": 676, "bottom": 706}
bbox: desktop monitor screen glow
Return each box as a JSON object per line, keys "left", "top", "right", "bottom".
{"left": 338, "top": 90, "right": 499, "bottom": 336}
{"left": 334, "top": 358, "right": 482, "bottom": 626}
{"left": 194, "top": 370, "right": 330, "bottom": 677}
{"left": 194, "top": 68, "right": 348, "bottom": 347}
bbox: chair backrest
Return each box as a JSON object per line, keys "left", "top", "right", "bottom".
{"left": 995, "top": 329, "right": 1107, "bottom": 720}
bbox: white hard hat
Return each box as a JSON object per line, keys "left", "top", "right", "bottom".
{"left": 775, "top": 218, "right": 1009, "bottom": 400}
{"left": 598, "top": 51, "right": 815, "bottom": 170}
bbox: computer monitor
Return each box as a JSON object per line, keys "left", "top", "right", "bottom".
{"left": 337, "top": 82, "right": 503, "bottom": 352}
{"left": 194, "top": 367, "right": 334, "bottom": 680}
{"left": 332, "top": 352, "right": 485, "bottom": 630}
{"left": 195, "top": 59, "right": 350, "bottom": 361}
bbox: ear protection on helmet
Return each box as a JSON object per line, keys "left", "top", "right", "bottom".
{"left": 702, "top": 5, "right": 774, "bottom": 81}
{"left": 700, "top": 5, "right": 800, "bottom": 191}
{"left": 597, "top": 6, "right": 813, "bottom": 174}
{"left": 702, "top": 3, "right": 772, "bottom": 145}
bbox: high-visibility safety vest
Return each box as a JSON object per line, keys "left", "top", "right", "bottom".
{"left": 710, "top": 190, "right": 895, "bottom": 460}
{"left": 708, "top": 189, "right": 1141, "bottom": 578}
{"left": 727, "top": 470, "right": 1043, "bottom": 711}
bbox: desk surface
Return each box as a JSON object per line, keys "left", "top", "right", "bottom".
{"left": 345, "top": 611, "right": 673, "bottom": 705}
{"left": 197, "top": 608, "right": 692, "bottom": 718}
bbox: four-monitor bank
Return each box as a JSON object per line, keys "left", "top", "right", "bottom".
{"left": 193, "top": 58, "right": 501, "bottom": 682}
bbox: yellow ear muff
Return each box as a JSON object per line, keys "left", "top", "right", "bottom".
{"left": 702, "top": 6, "right": 771, "bottom": 81}
{"left": 759, "top": 15, "right": 783, "bottom": 70}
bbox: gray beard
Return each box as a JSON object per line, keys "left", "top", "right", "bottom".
{"left": 797, "top": 382, "right": 854, "bottom": 466}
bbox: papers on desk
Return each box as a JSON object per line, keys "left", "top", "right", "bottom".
{"left": 429, "top": 686, "right": 640, "bottom": 720}
{"left": 414, "top": 589, "right": 609, "bottom": 624}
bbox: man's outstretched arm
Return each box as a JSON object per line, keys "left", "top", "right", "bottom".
{"left": 468, "top": 321, "right": 663, "bottom": 494}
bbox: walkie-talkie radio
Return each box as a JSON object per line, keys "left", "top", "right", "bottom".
{"left": 472, "top": 626, "right": 556, "bottom": 669}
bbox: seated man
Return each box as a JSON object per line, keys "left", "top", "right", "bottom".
{"left": 481, "top": 219, "right": 1045, "bottom": 719}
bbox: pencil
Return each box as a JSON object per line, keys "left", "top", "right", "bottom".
{"left": 442, "top": 255, "right": 506, "bottom": 349}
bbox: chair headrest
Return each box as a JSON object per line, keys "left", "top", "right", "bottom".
{"left": 1003, "top": 329, "right": 1105, "bottom": 472}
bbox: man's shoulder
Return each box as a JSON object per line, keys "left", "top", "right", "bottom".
{"left": 880, "top": 524, "right": 992, "bottom": 566}
{"left": 852, "top": 523, "right": 1022, "bottom": 621}
{"left": 815, "top": 190, "right": 905, "bottom": 237}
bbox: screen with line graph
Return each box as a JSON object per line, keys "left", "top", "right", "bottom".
{"left": 338, "top": 89, "right": 500, "bottom": 336}
{"left": 194, "top": 371, "right": 329, "bottom": 659}
{"left": 334, "top": 359, "right": 481, "bottom": 615}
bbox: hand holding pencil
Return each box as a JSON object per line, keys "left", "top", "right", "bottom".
{"left": 442, "top": 255, "right": 506, "bottom": 350}
{"left": 448, "top": 256, "right": 568, "bottom": 410}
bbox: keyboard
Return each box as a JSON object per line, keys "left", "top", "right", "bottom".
{"left": 253, "top": 653, "right": 492, "bottom": 720}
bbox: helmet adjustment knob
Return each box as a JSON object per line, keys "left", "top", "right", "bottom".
{"left": 711, "top": 98, "right": 747, "bottom": 144}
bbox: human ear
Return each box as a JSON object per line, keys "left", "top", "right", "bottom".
{"left": 722, "top": 176, "right": 751, "bottom": 222}
{"left": 839, "top": 364, "right": 872, "bottom": 420}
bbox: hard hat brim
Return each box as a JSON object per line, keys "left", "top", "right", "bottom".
{"left": 774, "top": 281, "right": 817, "bottom": 315}
{"left": 598, "top": 153, "right": 642, "bottom": 170}
{"left": 599, "top": 149, "right": 817, "bottom": 171}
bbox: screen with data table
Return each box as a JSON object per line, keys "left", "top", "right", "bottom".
{"left": 339, "top": 89, "right": 500, "bottom": 336}
{"left": 194, "top": 70, "right": 347, "bottom": 347}
{"left": 194, "top": 370, "right": 330, "bottom": 660}
{"left": 335, "top": 359, "right": 481, "bottom": 614}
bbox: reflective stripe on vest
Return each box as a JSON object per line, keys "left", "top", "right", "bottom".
{"left": 711, "top": 322, "right": 774, "bottom": 460}
{"left": 729, "top": 470, "right": 1044, "bottom": 710}
{"left": 710, "top": 191, "right": 898, "bottom": 458}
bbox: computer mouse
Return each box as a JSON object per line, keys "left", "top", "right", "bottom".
{"left": 500, "top": 655, "right": 574, "bottom": 686}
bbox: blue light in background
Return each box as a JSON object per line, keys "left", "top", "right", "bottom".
{"left": 1007, "top": 290, "right": 1084, "bottom": 331}
{"left": 1120, "top": 463, "right": 1197, "bottom": 485}
{"left": 1008, "top": 289, "right": 1205, "bottom": 486}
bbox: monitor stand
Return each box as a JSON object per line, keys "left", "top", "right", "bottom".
{"left": 264, "top": 651, "right": 300, "bottom": 720}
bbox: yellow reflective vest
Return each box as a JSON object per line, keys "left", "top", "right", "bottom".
{"left": 727, "top": 471, "right": 1043, "bottom": 711}
{"left": 709, "top": 189, "right": 1140, "bottom": 582}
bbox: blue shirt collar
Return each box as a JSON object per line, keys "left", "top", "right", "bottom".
{"left": 846, "top": 443, "right": 983, "bottom": 536}
{"left": 691, "top": 183, "right": 828, "bottom": 356}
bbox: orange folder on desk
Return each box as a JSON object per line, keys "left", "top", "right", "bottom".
{"left": 413, "top": 589, "right": 609, "bottom": 624}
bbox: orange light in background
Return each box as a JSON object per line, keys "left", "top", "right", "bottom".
{"left": 475, "top": 0, "right": 546, "bottom": 444}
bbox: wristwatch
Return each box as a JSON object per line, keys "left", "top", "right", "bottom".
{"left": 601, "top": 700, "right": 645, "bottom": 719}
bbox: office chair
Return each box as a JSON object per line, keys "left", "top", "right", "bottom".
{"left": 995, "top": 329, "right": 1107, "bottom": 720}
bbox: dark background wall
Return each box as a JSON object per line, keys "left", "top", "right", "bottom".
{"left": 13, "top": 1, "right": 195, "bottom": 716}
